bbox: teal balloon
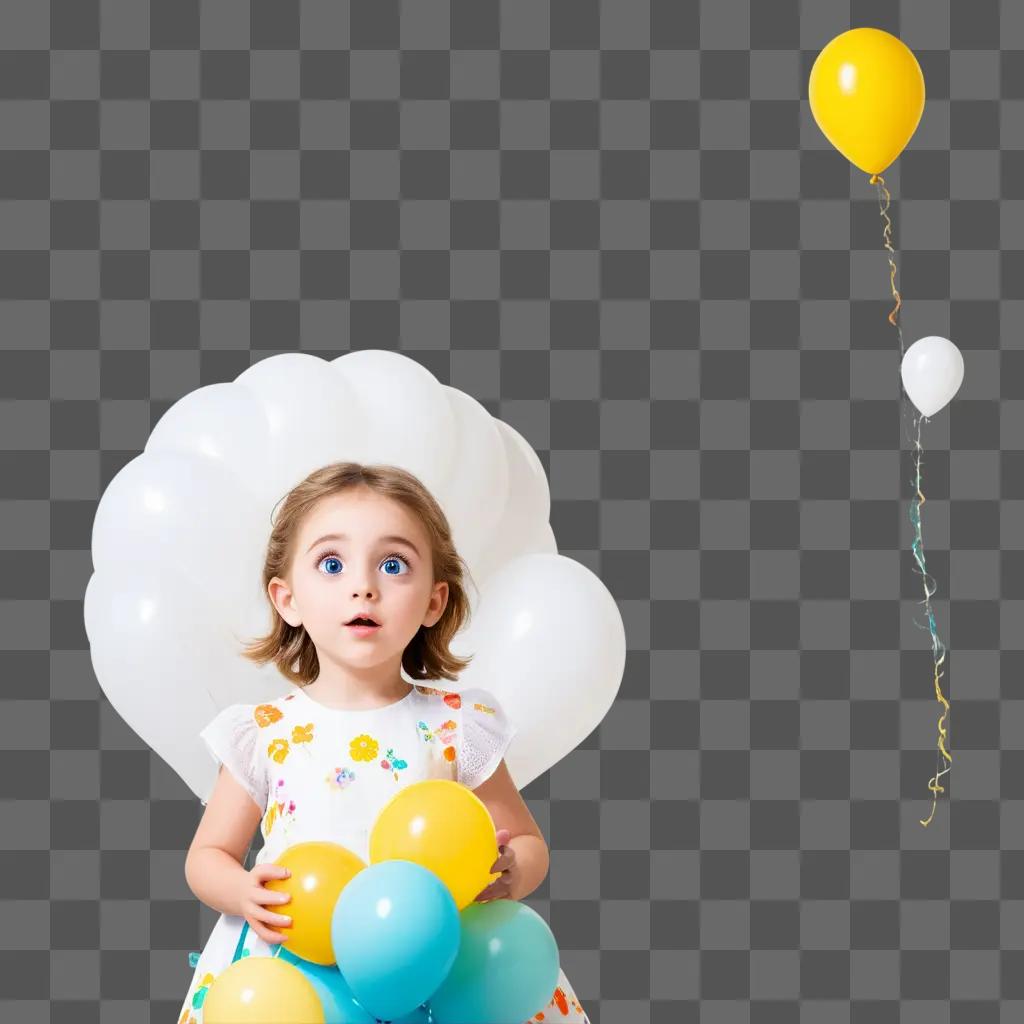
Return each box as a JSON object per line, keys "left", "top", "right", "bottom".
{"left": 331, "top": 860, "right": 460, "bottom": 1022}
{"left": 428, "top": 902, "right": 560, "bottom": 1024}
{"left": 277, "top": 946, "right": 376, "bottom": 1024}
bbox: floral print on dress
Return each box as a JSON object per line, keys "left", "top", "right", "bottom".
{"left": 417, "top": 717, "right": 458, "bottom": 763}
{"left": 413, "top": 684, "right": 447, "bottom": 698}
{"left": 263, "top": 777, "right": 297, "bottom": 839}
{"left": 253, "top": 704, "right": 283, "bottom": 728}
{"left": 380, "top": 746, "right": 408, "bottom": 781}
{"left": 325, "top": 765, "right": 357, "bottom": 791}
{"left": 435, "top": 718, "right": 458, "bottom": 762}
{"left": 267, "top": 737, "right": 290, "bottom": 763}
{"left": 180, "top": 970, "right": 214, "bottom": 1020}
{"left": 350, "top": 733, "right": 379, "bottom": 762}
{"left": 532, "top": 984, "right": 588, "bottom": 1020}
{"left": 178, "top": 951, "right": 254, "bottom": 1024}
{"left": 292, "top": 721, "right": 316, "bottom": 762}
{"left": 414, "top": 685, "right": 462, "bottom": 710}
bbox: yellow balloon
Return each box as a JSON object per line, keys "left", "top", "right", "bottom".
{"left": 263, "top": 841, "right": 366, "bottom": 966}
{"left": 369, "top": 779, "right": 500, "bottom": 910}
{"left": 203, "top": 954, "right": 325, "bottom": 1024}
{"left": 809, "top": 27, "right": 925, "bottom": 177}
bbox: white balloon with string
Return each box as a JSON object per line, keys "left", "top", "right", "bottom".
{"left": 900, "top": 335, "right": 965, "bottom": 418}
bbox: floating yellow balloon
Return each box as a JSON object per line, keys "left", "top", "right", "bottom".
{"left": 369, "top": 779, "right": 500, "bottom": 910}
{"left": 263, "top": 841, "right": 366, "bottom": 966}
{"left": 809, "top": 27, "right": 925, "bottom": 177}
{"left": 202, "top": 954, "right": 325, "bottom": 1023}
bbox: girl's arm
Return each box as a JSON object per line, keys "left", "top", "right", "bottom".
{"left": 471, "top": 759, "right": 550, "bottom": 901}
{"left": 184, "top": 766, "right": 265, "bottom": 916}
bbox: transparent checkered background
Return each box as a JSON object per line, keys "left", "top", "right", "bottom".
{"left": 4, "top": 0, "right": 1024, "bottom": 1021}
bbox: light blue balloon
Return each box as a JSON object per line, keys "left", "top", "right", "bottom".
{"left": 332, "top": 860, "right": 460, "bottom": 1023}
{"left": 428, "top": 902, "right": 560, "bottom": 1024}
{"left": 277, "top": 945, "right": 377, "bottom": 1024}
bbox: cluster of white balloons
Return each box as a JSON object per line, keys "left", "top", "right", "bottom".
{"left": 83, "top": 350, "right": 625, "bottom": 801}
{"left": 901, "top": 335, "right": 964, "bottom": 418}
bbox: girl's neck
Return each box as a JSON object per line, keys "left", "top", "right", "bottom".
{"left": 301, "top": 677, "right": 414, "bottom": 711}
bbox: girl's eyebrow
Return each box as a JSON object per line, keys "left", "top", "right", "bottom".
{"left": 305, "top": 532, "right": 421, "bottom": 558}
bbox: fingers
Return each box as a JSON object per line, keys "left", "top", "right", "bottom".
{"left": 495, "top": 829, "right": 512, "bottom": 846}
{"left": 252, "top": 887, "right": 291, "bottom": 908}
{"left": 246, "top": 905, "right": 292, "bottom": 943}
{"left": 489, "top": 847, "right": 516, "bottom": 873}
{"left": 249, "top": 921, "right": 289, "bottom": 945}
{"left": 253, "top": 902, "right": 292, "bottom": 927}
{"left": 474, "top": 878, "right": 512, "bottom": 903}
{"left": 244, "top": 864, "right": 292, "bottom": 944}
{"left": 252, "top": 863, "right": 291, "bottom": 882}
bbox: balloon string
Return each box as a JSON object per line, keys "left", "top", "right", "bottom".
{"left": 871, "top": 173, "right": 952, "bottom": 828}
{"left": 869, "top": 172, "right": 904, "bottom": 345}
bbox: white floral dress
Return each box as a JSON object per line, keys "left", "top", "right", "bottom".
{"left": 178, "top": 683, "right": 591, "bottom": 1024}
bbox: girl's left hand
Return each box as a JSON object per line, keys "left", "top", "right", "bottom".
{"left": 473, "top": 828, "right": 517, "bottom": 902}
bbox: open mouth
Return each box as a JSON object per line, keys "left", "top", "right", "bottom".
{"left": 345, "top": 616, "right": 380, "bottom": 628}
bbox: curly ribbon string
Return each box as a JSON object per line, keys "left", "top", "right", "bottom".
{"left": 869, "top": 172, "right": 952, "bottom": 828}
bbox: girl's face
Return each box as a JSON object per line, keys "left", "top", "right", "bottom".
{"left": 268, "top": 487, "right": 448, "bottom": 674}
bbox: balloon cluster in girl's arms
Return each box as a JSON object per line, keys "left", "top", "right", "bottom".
{"left": 200, "top": 781, "right": 561, "bottom": 1024}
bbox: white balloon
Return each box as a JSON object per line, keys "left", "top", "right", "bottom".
{"left": 84, "top": 566, "right": 286, "bottom": 804}
{"left": 900, "top": 335, "right": 964, "bottom": 418}
{"left": 330, "top": 350, "right": 457, "bottom": 500}
{"left": 235, "top": 353, "right": 363, "bottom": 506}
{"left": 85, "top": 348, "right": 624, "bottom": 802}
{"left": 471, "top": 420, "right": 552, "bottom": 587}
{"left": 451, "top": 553, "right": 625, "bottom": 789}
{"left": 90, "top": 450, "right": 266, "bottom": 614}
{"left": 145, "top": 382, "right": 271, "bottom": 500}
{"left": 436, "top": 385, "right": 508, "bottom": 570}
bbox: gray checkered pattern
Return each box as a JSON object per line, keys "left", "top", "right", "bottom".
{"left": 3, "top": 0, "right": 1022, "bottom": 1021}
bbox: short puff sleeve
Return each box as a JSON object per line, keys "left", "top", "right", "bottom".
{"left": 199, "top": 704, "right": 269, "bottom": 812}
{"left": 457, "top": 687, "right": 517, "bottom": 790}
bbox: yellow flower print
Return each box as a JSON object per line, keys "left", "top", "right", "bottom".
{"left": 292, "top": 722, "right": 315, "bottom": 745}
{"left": 291, "top": 721, "right": 316, "bottom": 762}
{"left": 254, "top": 704, "right": 283, "bottom": 728}
{"left": 268, "top": 738, "right": 290, "bottom": 763}
{"left": 350, "top": 733, "right": 379, "bottom": 762}
{"left": 263, "top": 801, "right": 278, "bottom": 836}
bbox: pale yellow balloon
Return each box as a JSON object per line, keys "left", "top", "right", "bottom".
{"left": 809, "top": 27, "right": 925, "bottom": 176}
{"left": 369, "top": 779, "right": 500, "bottom": 910}
{"left": 202, "top": 954, "right": 325, "bottom": 1024}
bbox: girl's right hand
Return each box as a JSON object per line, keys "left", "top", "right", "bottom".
{"left": 239, "top": 862, "right": 292, "bottom": 944}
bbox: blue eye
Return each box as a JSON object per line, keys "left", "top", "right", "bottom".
{"left": 316, "top": 550, "right": 410, "bottom": 577}
{"left": 318, "top": 554, "right": 343, "bottom": 575}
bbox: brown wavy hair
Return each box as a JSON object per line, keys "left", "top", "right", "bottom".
{"left": 240, "top": 461, "right": 475, "bottom": 686}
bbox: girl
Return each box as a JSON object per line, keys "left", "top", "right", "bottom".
{"left": 178, "top": 462, "right": 591, "bottom": 1023}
